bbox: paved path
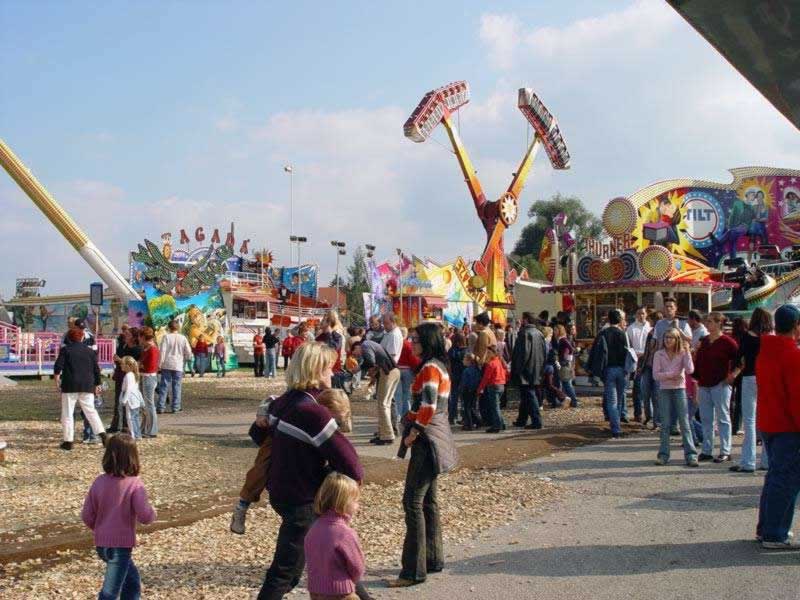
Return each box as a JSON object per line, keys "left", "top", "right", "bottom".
{"left": 369, "top": 432, "right": 799, "bottom": 599}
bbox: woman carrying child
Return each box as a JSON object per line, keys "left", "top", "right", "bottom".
{"left": 388, "top": 322, "right": 458, "bottom": 588}
{"left": 249, "top": 342, "right": 367, "bottom": 600}
{"left": 82, "top": 433, "right": 156, "bottom": 599}
{"left": 304, "top": 472, "right": 365, "bottom": 600}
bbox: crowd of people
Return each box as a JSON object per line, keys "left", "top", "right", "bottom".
{"left": 49, "top": 300, "right": 800, "bottom": 598}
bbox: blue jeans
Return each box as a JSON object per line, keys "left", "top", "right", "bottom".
{"left": 739, "top": 376, "right": 768, "bottom": 470}
{"left": 698, "top": 382, "right": 732, "bottom": 456}
{"left": 96, "top": 546, "right": 140, "bottom": 600}
{"left": 482, "top": 385, "right": 505, "bottom": 430}
{"left": 82, "top": 412, "right": 96, "bottom": 441}
{"left": 215, "top": 354, "right": 226, "bottom": 377}
{"left": 562, "top": 378, "right": 578, "bottom": 407}
{"left": 395, "top": 368, "right": 414, "bottom": 421}
{"left": 266, "top": 348, "right": 277, "bottom": 378}
{"left": 141, "top": 375, "right": 158, "bottom": 436}
{"left": 657, "top": 388, "right": 698, "bottom": 462}
{"left": 603, "top": 367, "right": 625, "bottom": 435}
{"left": 516, "top": 384, "right": 542, "bottom": 428}
{"left": 194, "top": 353, "right": 209, "bottom": 376}
{"left": 757, "top": 433, "right": 800, "bottom": 543}
{"left": 632, "top": 372, "right": 643, "bottom": 418}
{"left": 157, "top": 369, "right": 184, "bottom": 412}
{"left": 639, "top": 367, "right": 660, "bottom": 425}
{"left": 126, "top": 407, "right": 141, "bottom": 439}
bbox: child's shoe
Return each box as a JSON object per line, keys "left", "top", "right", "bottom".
{"left": 230, "top": 504, "right": 248, "bottom": 534}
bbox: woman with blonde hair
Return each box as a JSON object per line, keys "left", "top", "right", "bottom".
{"left": 653, "top": 327, "right": 697, "bottom": 466}
{"left": 119, "top": 356, "right": 144, "bottom": 441}
{"left": 246, "top": 342, "right": 365, "bottom": 599}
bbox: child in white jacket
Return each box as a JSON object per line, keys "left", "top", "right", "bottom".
{"left": 120, "top": 356, "right": 144, "bottom": 440}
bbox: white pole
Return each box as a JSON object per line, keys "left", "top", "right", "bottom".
{"left": 297, "top": 242, "right": 302, "bottom": 321}
{"left": 335, "top": 249, "right": 340, "bottom": 310}
{"left": 290, "top": 170, "right": 294, "bottom": 263}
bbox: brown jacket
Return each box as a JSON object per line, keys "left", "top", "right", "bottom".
{"left": 473, "top": 328, "right": 497, "bottom": 366}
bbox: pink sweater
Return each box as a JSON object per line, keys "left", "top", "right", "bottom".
{"left": 303, "top": 510, "right": 365, "bottom": 595}
{"left": 81, "top": 474, "right": 157, "bottom": 548}
{"left": 652, "top": 349, "right": 694, "bottom": 390}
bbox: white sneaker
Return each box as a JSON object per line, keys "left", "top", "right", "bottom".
{"left": 762, "top": 536, "right": 800, "bottom": 550}
{"left": 230, "top": 504, "right": 248, "bottom": 535}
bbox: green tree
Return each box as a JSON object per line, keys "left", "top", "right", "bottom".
{"left": 512, "top": 193, "right": 602, "bottom": 258}
{"left": 342, "top": 246, "right": 371, "bottom": 326}
{"left": 507, "top": 253, "right": 546, "bottom": 280}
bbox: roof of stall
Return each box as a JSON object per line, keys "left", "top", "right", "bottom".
{"left": 540, "top": 280, "right": 737, "bottom": 294}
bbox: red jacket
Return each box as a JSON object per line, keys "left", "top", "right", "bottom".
{"left": 397, "top": 339, "right": 421, "bottom": 370}
{"left": 477, "top": 356, "right": 508, "bottom": 394}
{"left": 756, "top": 334, "right": 800, "bottom": 433}
{"left": 282, "top": 335, "right": 303, "bottom": 358}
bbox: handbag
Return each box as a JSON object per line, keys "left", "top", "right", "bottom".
{"left": 559, "top": 363, "right": 574, "bottom": 381}
{"left": 624, "top": 346, "right": 638, "bottom": 375}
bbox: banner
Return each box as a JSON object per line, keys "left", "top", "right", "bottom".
{"left": 281, "top": 265, "right": 318, "bottom": 298}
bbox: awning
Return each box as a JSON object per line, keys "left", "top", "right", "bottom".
{"left": 540, "top": 280, "right": 737, "bottom": 294}
{"left": 420, "top": 295, "right": 448, "bottom": 308}
{"left": 233, "top": 291, "right": 275, "bottom": 303}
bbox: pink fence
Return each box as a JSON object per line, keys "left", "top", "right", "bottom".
{"left": 0, "top": 320, "right": 115, "bottom": 375}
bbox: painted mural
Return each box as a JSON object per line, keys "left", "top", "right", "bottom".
{"left": 10, "top": 298, "right": 125, "bottom": 334}
{"left": 143, "top": 283, "right": 227, "bottom": 342}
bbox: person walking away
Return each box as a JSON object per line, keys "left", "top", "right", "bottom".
{"left": 626, "top": 306, "right": 651, "bottom": 422}
{"left": 109, "top": 327, "right": 141, "bottom": 433}
{"left": 304, "top": 472, "right": 367, "bottom": 600}
{"left": 193, "top": 334, "right": 210, "bottom": 377}
{"left": 638, "top": 311, "right": 662, "bottom": 429}
{"left": 157, "top": 320, "right": 193, "bottom": 414}
{"left": 388, "top": 322, "right": 457, "bottom": 588}
{"left": 263, "top": 327, "right": 281, "bottom": 379}
{"left": 379, "top": 313, "right": 404, "bottom": 435}
{"left": 459, "top": 353, "right": 482, "bottom": 430}
{"left": 349, "top": 339, "right": 398, "bottom": 445}
{"left": 541, "top": 327, "right": 567, "bottom": 408}
{"left": 555, "top": 324, "right": 578, "bottom": 407}
{"left": 731, "top": 308, "right": 773, "bottom": 473}
{"left": 138, "top": 328, "right": 159, "bottom": 438}
{"left": 511, "top": 312, "right": 547, "bottom": 429}
{"left": 82, "top": 434, "right": 157, "bottom": 599}
{"left": 730, "top": 316, "right": 749, "bottom": 435}
{"left": 755, "top": 304, "right": 800, "bottom": 549}
{"left": 652, "top": 328, "right": 698, "bottom": 467}
{"left": 693, "top": 312, "right": 740, "bottom": 463}
{"left": 54, "top": 327, "right": 108, "bottom": 450}
{"left": 253, "top": 328, "right": 266, "bottom": 377}
{"left": 472, "top": 312, "right": 497, "bottom": 367}
{"left": 214, "top": 335, "right": 227, "bottom": 378}
{"left": 119, "top": 357, "right": 144, "bottom": 440}
{"left": 588, "top": 309, "right": 629, "bottom": 438}
{"left": 252, "top": 342, "right": 366, "bottom": 599}
{"left": 477, "top": 346, "right": 507, "bottom": 433}
{"left": 447, "top": 333, "right": 467, "bottom": 425}
{"left": 395, "top": 327, "right": 421, "bottom": 424}
{"left": 61, "top": 318, "right": 100, "bottom": 443}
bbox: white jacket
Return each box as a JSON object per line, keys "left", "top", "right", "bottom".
{"left": 120, "top": 372, "right": 143, "bottom": 410}
{"left": 159, "top": 332, "right": 193, "bottom": 371}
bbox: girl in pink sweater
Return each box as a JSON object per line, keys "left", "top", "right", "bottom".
{"left": 304, "top": 472, "right": 366, "bottom": 600}
{"left": 652, "top": 328, "right": 699, "bottom": 467}
{"left": 82, "top": 433, "right": 157, "bottom": 599}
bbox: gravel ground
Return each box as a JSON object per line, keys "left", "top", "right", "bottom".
{"left": 1, "top": 469, "right": 560, "bottom": 599}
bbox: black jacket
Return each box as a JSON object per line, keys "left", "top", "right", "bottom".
{"left": 54, "top": 342, "right": 101, "bottom": 393}
{"left": 511, "top": 324, "right": 547, "bottom": 386}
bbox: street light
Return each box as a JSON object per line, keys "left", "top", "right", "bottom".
{"left": 365, "top": 244, "right": 376, "bottom": 259}
{"left": 330, "top": 240, "right": 346, "bottom": 310}
{"left": 290, "top": 235, "right": 307, "bottom": 323}
{"left": 284, "top": 165, "right": 293, "bottom": 263}
{"left": 396, "top": 247, "right": 404, "bottom": 325}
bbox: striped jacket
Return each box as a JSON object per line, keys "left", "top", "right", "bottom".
{"left": 408, "top": 359, "right": 458, "bottom": 474}
{"left": 265, "top": 388, "right": 363, "bottom": 505}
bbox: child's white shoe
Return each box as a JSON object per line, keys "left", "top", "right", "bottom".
{"left": 230, "top": 504, "right": 248, "bottom": 535}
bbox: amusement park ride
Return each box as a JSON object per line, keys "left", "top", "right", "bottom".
{"left": 404, "top": 82, "right": 570, "bottom": 323}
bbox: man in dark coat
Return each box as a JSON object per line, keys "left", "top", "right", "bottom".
{"left": 54, "top": 327, "right": 107, "bottom": 450}
{"left": 511, "top": 311, "right": 547, "bottom": 429}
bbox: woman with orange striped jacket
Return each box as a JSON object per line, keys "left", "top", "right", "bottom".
{"left": 387, "top": 322, "right": 458, "bottom": 589}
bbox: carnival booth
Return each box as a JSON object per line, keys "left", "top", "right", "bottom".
{"left": 537, "top": 167, "right": 800, "bottom": 344}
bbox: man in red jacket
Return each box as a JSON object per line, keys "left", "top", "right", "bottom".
{"left": 755, "top": 304, "right": 800, "bottom": 550}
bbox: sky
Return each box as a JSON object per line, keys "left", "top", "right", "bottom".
{"left": 1, "top": 0, "right": 799, "bottom": 298}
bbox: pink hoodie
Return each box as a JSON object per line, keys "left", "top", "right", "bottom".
{"left": 304, "top": 510, "right": 365, "bottom": 596}
{"left": 81, "top": 474, "right": 156, "bottom": 548}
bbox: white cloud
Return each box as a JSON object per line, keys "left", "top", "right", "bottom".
{"left": 479, "top": 14, "right": 522, "bottom": 70}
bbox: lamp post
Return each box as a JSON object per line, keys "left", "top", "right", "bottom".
{"left": 396, "top": 247, "right": 403, "bottom": 325}
{"left": 330, "top": 240, "right": 346, "bottom": 310}
{"left": 284, "top": 165, "right": 293, "bottom": 263}
{"left": 290, "top": 235, "right": 307, "bottom": 323}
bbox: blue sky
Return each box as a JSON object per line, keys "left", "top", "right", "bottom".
{"left": 2, "top": 0, "right": 799, "bottom": 297}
